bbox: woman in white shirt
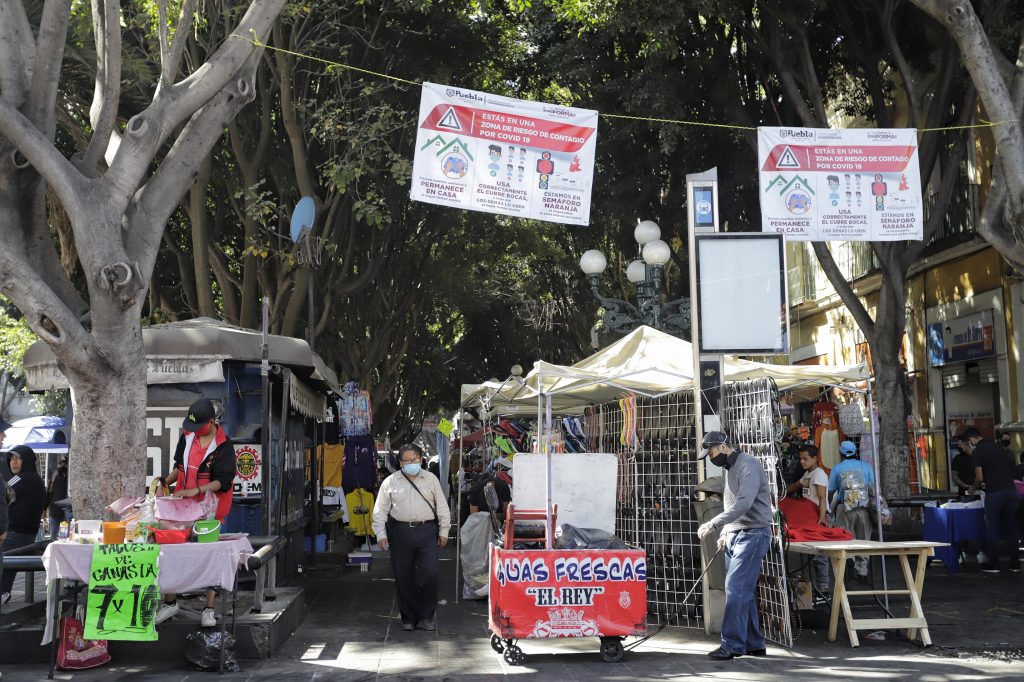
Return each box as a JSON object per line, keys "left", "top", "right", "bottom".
{"left": 787, "top": 445, "right": 830, "bottom": 593}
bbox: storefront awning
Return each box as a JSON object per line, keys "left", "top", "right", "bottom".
{"left": 289, "top": 376, "right": 328, "bottom": 419}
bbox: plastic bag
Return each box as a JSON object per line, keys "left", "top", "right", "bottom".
{"left": 185, "top": 629, "right": 240, "bottom": 672}
{"left": 460, "top": 512, "right": 493, "bottom": 599}
{"left": 155, "top": 496, "right": 205, "bottom": 523}
{"left": 554, "top": 524, "right": 627, "bottom": 550}
{"left": 57, "top": 616, "right": 110, "bottom": 670}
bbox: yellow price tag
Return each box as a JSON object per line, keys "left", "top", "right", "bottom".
{"left": 437, "top": 418, "right": 454, "bottom": 437}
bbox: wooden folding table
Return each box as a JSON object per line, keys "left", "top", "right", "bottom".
{"left": 787, "top": 540, "right": 947, "bottom": 647}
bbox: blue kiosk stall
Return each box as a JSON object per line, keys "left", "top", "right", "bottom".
{"left": 21, "top": 317, "right": 342, "bottom": 576}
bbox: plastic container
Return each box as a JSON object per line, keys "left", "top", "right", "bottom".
{"left": 193, "top": 520, "right": 221, "bottom": 543}
{"left": 103, "top": 521, "right": 127, "bottom": 544}
{"left": 153, "top": 528, "right": 190, "bottom": 544}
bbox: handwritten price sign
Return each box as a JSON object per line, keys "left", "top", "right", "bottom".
{"left": 84, "top": 544, "right": 161, "bottom": 641}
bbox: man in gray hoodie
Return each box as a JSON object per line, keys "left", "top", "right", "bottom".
{"left": 697, "top": 431, "right": 773, "bottom": 660}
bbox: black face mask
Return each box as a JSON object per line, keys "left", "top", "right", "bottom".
{"left": 709, "top": 449, "right": 729, "bottom": 468}
{"left": 1001, "top": 439, "right": 1011, "bottom": 446}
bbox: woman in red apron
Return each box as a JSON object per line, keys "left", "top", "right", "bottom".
{"left": 156, "top": 398, "right": 236, "bottom": 628}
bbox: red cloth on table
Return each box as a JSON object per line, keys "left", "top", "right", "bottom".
{"left": 780, "top": 496, "right": 853, "bottom": 542}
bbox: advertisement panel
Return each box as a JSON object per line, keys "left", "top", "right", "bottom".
{"left": 488, "top": 548, "right": 646, "bottom": 639}
{"left": 232, "top": 444, "right": 263, "bottom": 497}
{"left": 927, "top": 310, "right": 995, "bottom": 367}
{"left": 411, "top": 82, "right": 598, "bottom": 225}
{"left": 758, "top": 127, "right": 923, "bottom": 241}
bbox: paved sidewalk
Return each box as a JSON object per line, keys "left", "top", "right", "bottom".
{"left": 2, "top": 547, "right": 1022, "bottom": 681}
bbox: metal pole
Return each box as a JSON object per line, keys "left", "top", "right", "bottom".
{"left": 866, "top": 386, "right": 890, "bottom": 611}
{"left": 310, "top": 413, "right": 319, "bottom": 564}
{"left": 454, "top": 404, "right": 465, "bottom": 604}
{"left": 306, "top": 257, "right": 316, "bottom": 352}
{"left": 545, "top": 392, "right": 553, "bottom": 550}
{"left": 277, "top": 370, "right": 291, "bottom": 536}
{"left": 260, "top": 296, "right": 272, "bottom": 536}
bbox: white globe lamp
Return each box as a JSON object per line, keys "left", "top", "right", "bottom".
{"left": 625, "top": 259, "right": 647, "bottom": 283}
{"left": 634, "top": 220, "right": 661, "bottom": 245}
{"left": 642, "top": 239, "right": 672, "bottom": 266}
{"left": 579, "top": 249, "right": 607, "bottom": 275}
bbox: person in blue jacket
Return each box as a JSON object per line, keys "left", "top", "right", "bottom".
{"left": 828, "top": 440, "right": 875, "bottom": 578}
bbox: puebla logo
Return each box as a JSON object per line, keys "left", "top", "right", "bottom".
{"left": 235, "top": 446, "right": 261, "bottom": 480}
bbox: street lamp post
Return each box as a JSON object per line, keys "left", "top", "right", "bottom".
{"left": 579, "top": 220, "right": 690, "bottom": 338}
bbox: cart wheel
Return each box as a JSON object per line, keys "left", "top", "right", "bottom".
{"left": 490, "top": 634, "right": 505, "bottom": 654}
{"left": 600, "top": 637, "right": 625, "bottom": 663}
{"left": 503, "top": 644, "right": 525, "bottom": 666}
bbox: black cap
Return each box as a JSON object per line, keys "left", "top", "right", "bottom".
{"left": 182, "top": 398, "right": 216, "bottom": 432}
{"left": 0, "top": 418, "right": 11, "bottom": 432}
{"left": 699, "top": 431, "right": 729, "bottom": 459}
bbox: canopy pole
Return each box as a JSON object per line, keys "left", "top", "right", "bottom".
{"left": 454, "top": 403, "right": 466, "bottom": 604}
{"left": 545, "top": 390, "right": 554, "bottom": 549}
{"left": 866, "top": 386, "right": 889, "bottom": 611}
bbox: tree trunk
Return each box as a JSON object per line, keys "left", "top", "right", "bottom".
{"left": 871, "top": 280, "right": 912, "bottom": 528}
{"left": 64, "top": 316, "right": 147, "bottom": 520}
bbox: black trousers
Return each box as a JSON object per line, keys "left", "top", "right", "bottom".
{"left": 387, "top": 521, "right": 439, "bottom": 625}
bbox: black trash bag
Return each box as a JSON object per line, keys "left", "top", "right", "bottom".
{"left": 554, "top": 523, "right": 627, "bottom": 550}
{"left": 185, "top": 629, "right": 240, "bottom": 672}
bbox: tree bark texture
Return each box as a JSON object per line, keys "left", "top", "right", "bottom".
{"left": 0, "top": 0, "right": 286, "bottom": 518}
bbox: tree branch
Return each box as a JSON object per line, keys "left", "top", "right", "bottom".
{"left": 881, "top": 0, "right": 921, "bottom": 127}
{"left": 127, "top": 56, "right": 261, "bottom": 283}
{"left": 105, "top": 0, "right": 286, "bottom": 205}
{"left": 27, "top": 0, "right": 72, "bottom": 139}
{"left": 0, "top": 98, "right": 86, "bottom": 215}
{"left": 812, "top": 242, "right": 876, "bottom": 338}
{"left": 157, "top": 0, "right": 198, "bottom": 94}
{"left": 0, "top": 0, "right": 35, "bottom": 106}
{"left": 76, "top": 0, "right": 122, "bottom": 175}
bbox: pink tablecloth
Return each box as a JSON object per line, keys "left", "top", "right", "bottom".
{"left": 42, "top": 537, "right": 254, "bottom": 593}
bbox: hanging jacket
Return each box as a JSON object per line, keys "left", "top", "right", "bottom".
{"left": 5, "top": 445, "right": 48, "bottom": 535}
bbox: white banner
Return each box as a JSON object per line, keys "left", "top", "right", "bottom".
{"left": 26, "top": 356, "right": 226, "bottom": 390}
{"left": 411, "top": 82, "right": 598, "bottom": 225}
{"left": 758, "top": 127, "right": 923, "bottom": 241}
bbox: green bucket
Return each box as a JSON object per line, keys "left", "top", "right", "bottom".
{"left": 193, "top": 519, "right": 221, "bottom": 543}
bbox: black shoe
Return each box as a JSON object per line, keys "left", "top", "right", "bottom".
{"left": 980, "top": 563, "right": 1000, "bottom": 573}
{"left": 417, "top": 619, "right": 435, "bottom": 631}
{"left": 707, "top": 646, "right": 738, "bottom": 660}
{"left": 402, "top": 623, "right": 414, "bottom": 631}
{"left": 746, "top": 648, "right": 767, "bottom": 657}
{"left": 1009, "top": 566, "right": 1021, "bottom": 573}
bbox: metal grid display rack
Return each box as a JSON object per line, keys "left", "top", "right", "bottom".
{"left": 585, "top": 378, "right": 793, "bottom": 647}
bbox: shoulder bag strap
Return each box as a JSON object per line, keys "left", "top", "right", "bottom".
{"left": 404, "top": 475, "right": 439, "bottom": 525}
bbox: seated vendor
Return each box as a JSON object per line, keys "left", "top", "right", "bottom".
{"left": 468, "top": 457, "right": 513, "bottom": 517}
{"left": 155, "top": 398, "right": 235, "bottom": 628}
{"left": 786, "top": 445, "right": 830, "bottom": 593}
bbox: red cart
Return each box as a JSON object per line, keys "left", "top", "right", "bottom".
{"left": 487, "top": 505, "right": 647, "bottom": 665}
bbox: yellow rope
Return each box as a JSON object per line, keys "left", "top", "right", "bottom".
{"left": 233, "top": 34, "right": 1019, "bottom": 134}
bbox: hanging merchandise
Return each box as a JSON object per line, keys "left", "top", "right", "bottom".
{"left": 342, "top": 435, "right": 377, "bottom": 493}
{"left": 812, "top": 395, "right": 843, "bottom": 470}
{"left": 339, "top": 382, "right": 373, "bottom": 437}
{"left": 838, "top": 398, "right": 865, "bottom": 436}
{"left": 346, "top": 488, "right": 375, "bottom": 537}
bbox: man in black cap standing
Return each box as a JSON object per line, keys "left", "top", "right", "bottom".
{"left": 963, "top": 427, "right": 1020, "bottom": 572}
{"left": 696, "top": 431, "right": 774, "bottom": 660}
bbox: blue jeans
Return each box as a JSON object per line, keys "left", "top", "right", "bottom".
{"left": 721, "top": 526, "right": 771, "bottom": 654}
{"left": 984, "top": 490, "right": 1020, "bottom": 569}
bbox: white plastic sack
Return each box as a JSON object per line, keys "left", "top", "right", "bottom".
{"left": 460, "top": 512, "right": 493, "bottom": 600}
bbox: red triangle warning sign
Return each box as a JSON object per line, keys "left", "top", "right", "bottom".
{"left": 777, "top": 146, "right": 800, "bottom": 169}
{"left": 437, "top": 107, "right": 463, "bottom": 132}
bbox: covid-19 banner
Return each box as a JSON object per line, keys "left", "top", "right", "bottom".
{"left": 411, "top": 82, "right": 598, "bottom": 225}
{"left": 758, "top": 127, "right": 923, "bottom": 241}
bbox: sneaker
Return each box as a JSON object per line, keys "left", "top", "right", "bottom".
{"left": 201, "top": 608, "right": 216, "bottom": 628}
{"left": 1, "top": 592, "right": 10, "bottom": 605}
{"left": 155, "top": 601, "right": 179, "bottom": 624}
{"left": 401, "top": 623, "right": 415, "bottom": 631}
{"left": 745, "top": 648, "right": 767, "bottom": 657}
{"left": 417, "top": 619, "right": 435, "bottom": 631}
{"left": 979, "top": 563, "right": 1000, "bottom": 573}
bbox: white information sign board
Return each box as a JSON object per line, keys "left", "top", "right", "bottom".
{"left": 758, "top": 127, "right": 923, "bottom": 241}
{"left": 411, "top": 82, "right": 598, "bottom": 225}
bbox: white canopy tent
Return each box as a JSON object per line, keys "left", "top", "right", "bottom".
{"left": 466, "top": 325, "right": 868, "bottom": 414}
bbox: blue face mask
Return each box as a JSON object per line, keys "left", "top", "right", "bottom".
{"left": 402, "top": 463, "right": 421, "bottom": 477}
